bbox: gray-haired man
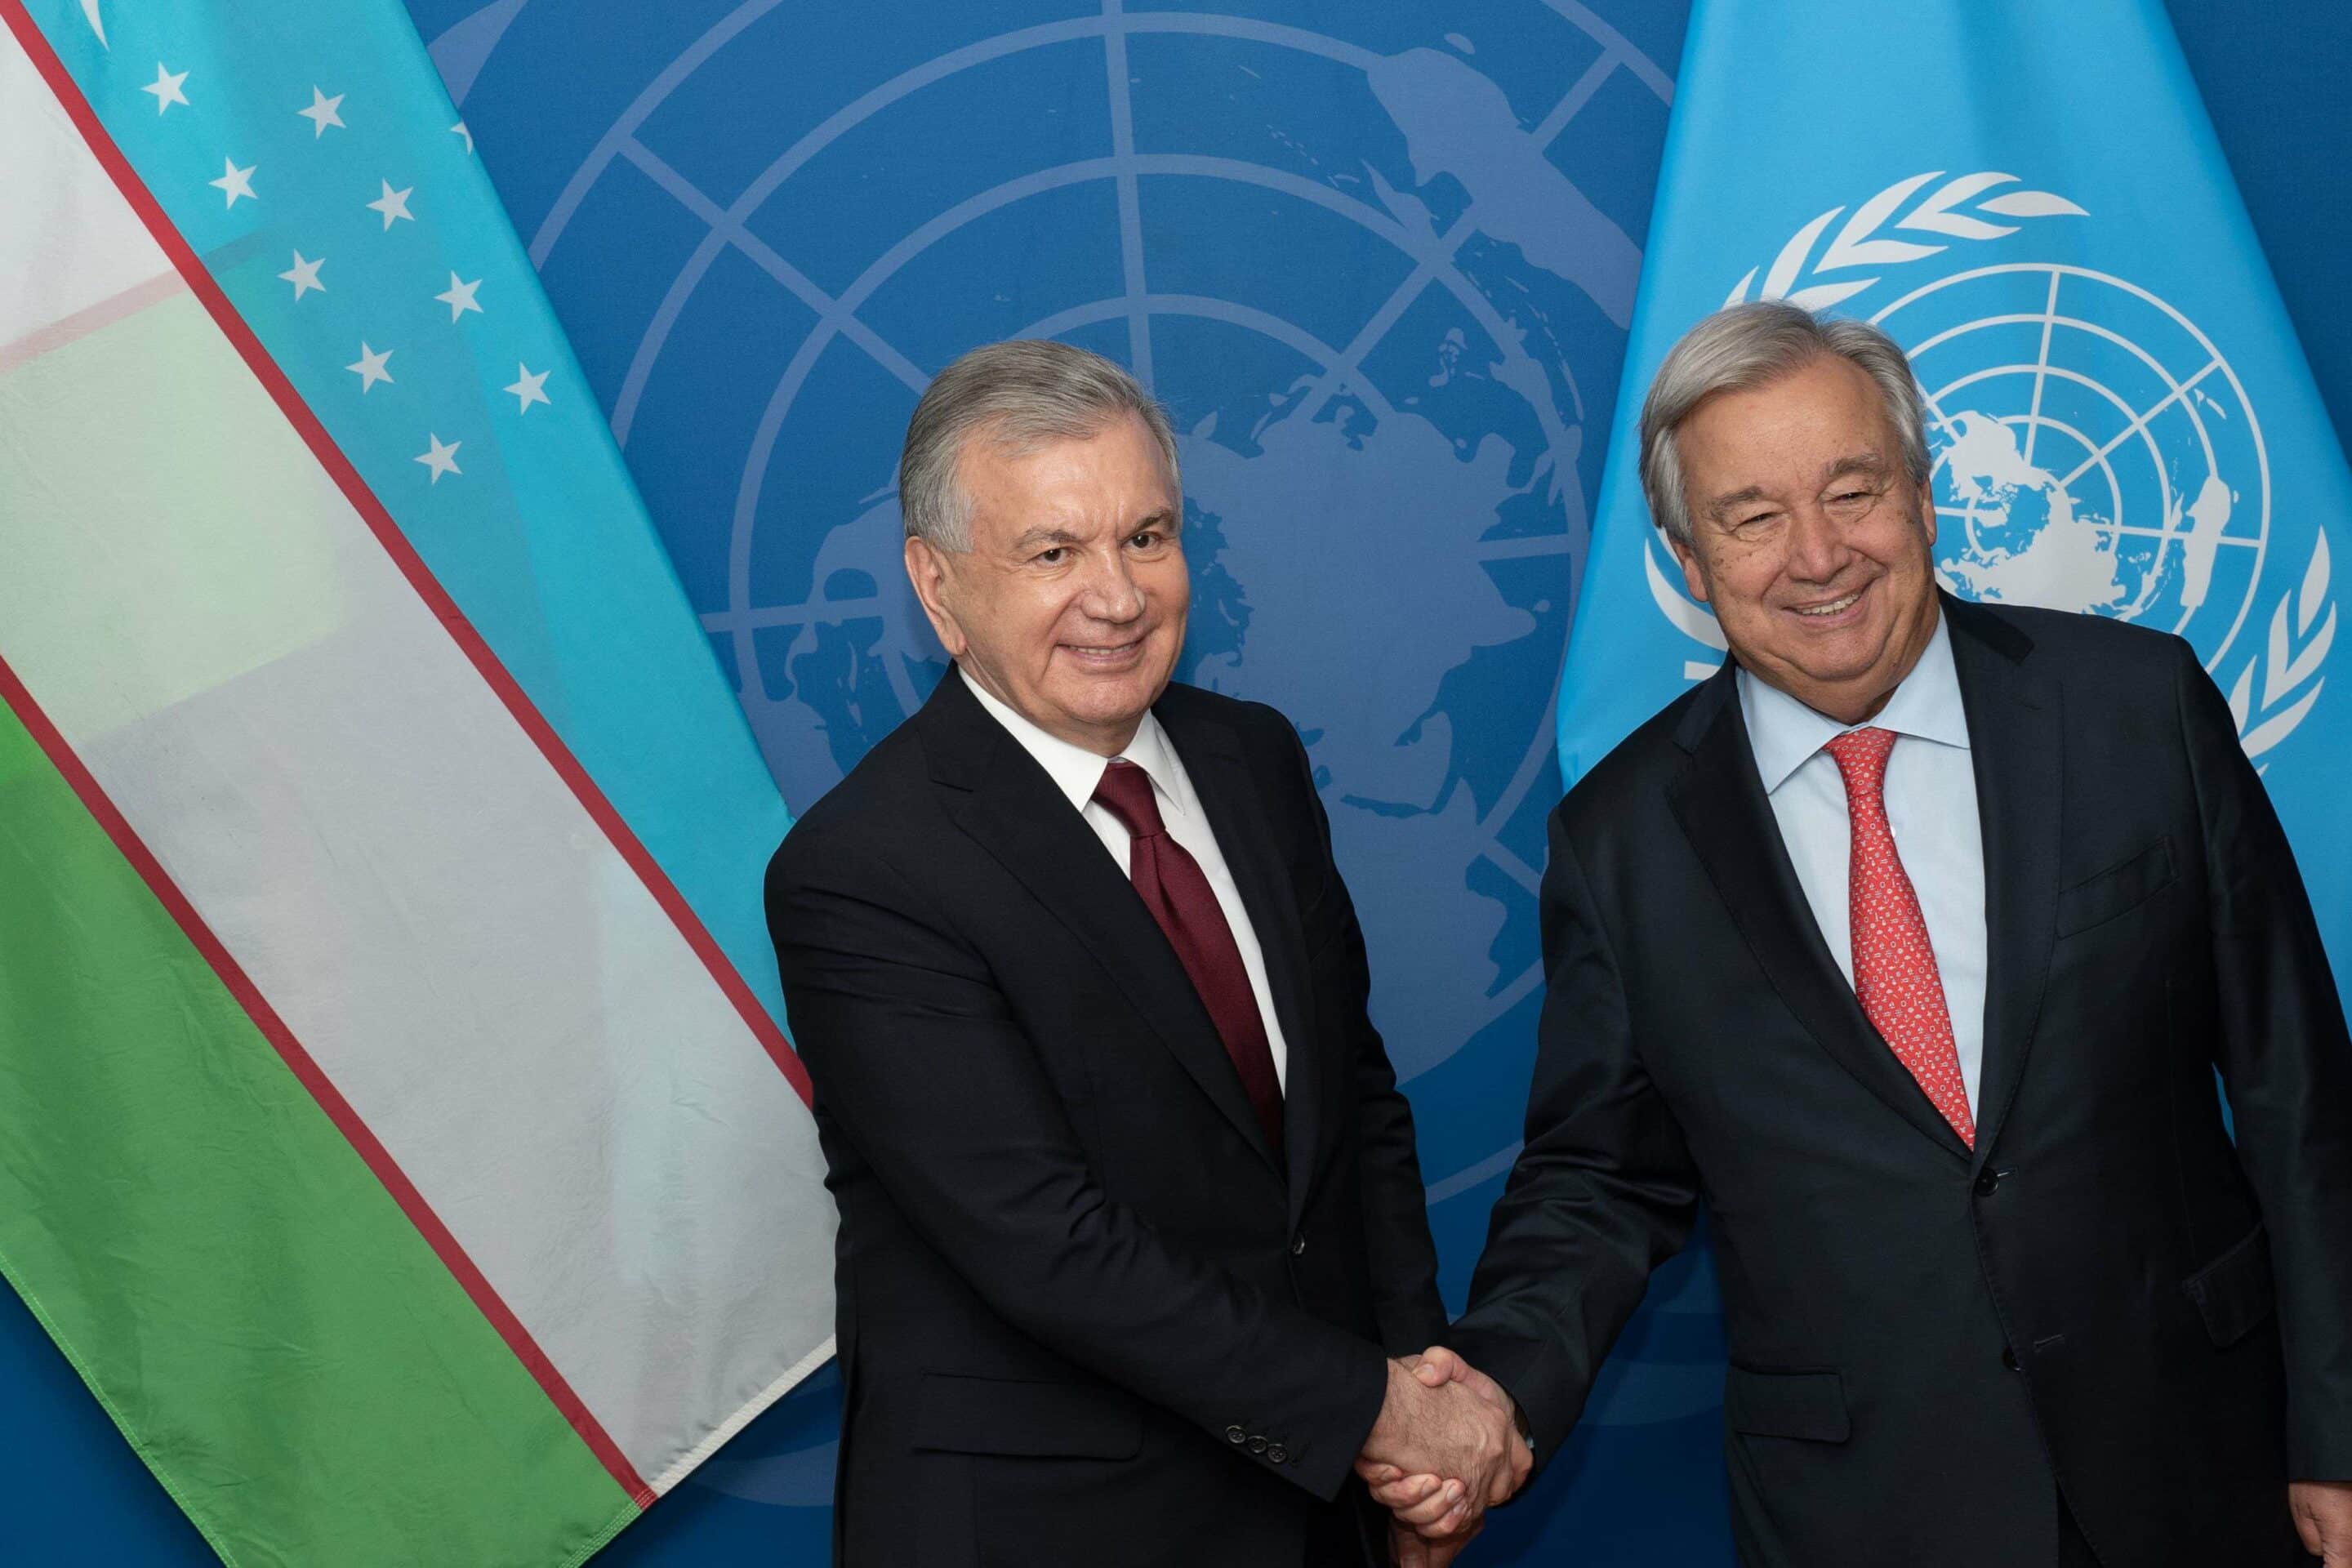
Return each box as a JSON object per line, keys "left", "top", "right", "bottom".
{"left": 1370, "top": 301, "right": 2352, "bottom": 1566}
{"left": 764, "top": 340, "right": 1519, "bottom": 1566}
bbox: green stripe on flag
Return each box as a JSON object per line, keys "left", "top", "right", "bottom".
{"left": 0, "top": 704, "right": 638, "bottom": 1567}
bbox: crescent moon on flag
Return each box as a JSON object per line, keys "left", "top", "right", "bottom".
{"left": 81, "top": 0, "right": 107, "bottom": 47}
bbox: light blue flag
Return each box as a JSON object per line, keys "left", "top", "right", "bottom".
{"left": 1561, "top": 0, "right": 2349, "bottom": 987}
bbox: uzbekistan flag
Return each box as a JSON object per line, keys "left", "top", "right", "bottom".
{"left": 0, "top": 2, "right": 835, "bottom": 1563}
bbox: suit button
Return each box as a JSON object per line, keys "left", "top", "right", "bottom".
{"left": 1248, "top": 1435, "right": 1268, "bottom": 1454}
{"left": 1290, "top": 1234, "right": 1307, "bottom": 1256}
{"left": 1267, "top": 1444, "right": 1290, "bottom": 1465}
{"left": 1973, "top": 1169, "right": 2002, "bottom": 1197}
{"left": 1225, "top": 1425, "right": 1248, "bottom": 1446}
{"left": 2002, "top": 1345, "right": 2020, "bottom": 1371}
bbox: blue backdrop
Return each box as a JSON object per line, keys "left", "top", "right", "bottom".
{"left": 6, "top": 1, "right": 2346, "bottom": 1562}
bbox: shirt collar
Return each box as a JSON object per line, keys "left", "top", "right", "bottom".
{"left": 957, "top": 666, "right": 1185, "bottom": 818}
{"left": 1736, "top": 610, "right": 1971, "bottom": 795}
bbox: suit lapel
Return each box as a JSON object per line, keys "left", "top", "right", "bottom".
{"left": 916, "top": 672, "right": 1284, "bottom": 1175}
{"left": 1667, "top": 662, "right": 1975, "bottom": 1163}
{"left": 1944, "top": 598, "right": 2062, "bottom": 1171}
{"left": 1157, "top": 698, "right": 1322, "bottom": 1218}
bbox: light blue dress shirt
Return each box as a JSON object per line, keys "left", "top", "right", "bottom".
{"left": 1735, "top": 614, "right": 1989, "bottom": 1113}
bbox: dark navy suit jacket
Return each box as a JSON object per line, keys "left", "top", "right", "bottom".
{"left": 1452, "top": 596, "right": 2350, "bottom": 1568}
{"left": 767, "top": 670, "right": 1445, "bottom": 1568}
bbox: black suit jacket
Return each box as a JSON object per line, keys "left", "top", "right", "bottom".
{"left": 1450, "top": 596, "right": 2352, "bottom": 1568}
{"left": 765, "top": 670, "right": 1446, "bottom": 1568}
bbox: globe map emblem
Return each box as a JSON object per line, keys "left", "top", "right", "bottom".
{"left": 1875, "top": 263, "right": 2270, "bottom": 662}
{"left": 514, "top": 7, "right": 1725, "bottom": 1504}
{"left": 547, "top": 5, "right": 1680, "bottom": 1100}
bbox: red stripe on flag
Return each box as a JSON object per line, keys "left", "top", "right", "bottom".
{"left": 0, "top": 0, "right": 813, "bottom": 1114}
{"left": 0, "top": 652, "right": 657, "bottom": 1509}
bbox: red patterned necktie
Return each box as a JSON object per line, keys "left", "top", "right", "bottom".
{"left": 1822, "top": 727, "right": 1976, "bottom": 1147}
{"left": 1092, "top": 760, "right": 1284, "bottom": 1155}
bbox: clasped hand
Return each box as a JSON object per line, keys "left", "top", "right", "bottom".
{"left": 1355, "top": 1347, "right": 1531, "bottom": 1565}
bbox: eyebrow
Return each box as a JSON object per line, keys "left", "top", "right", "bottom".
{"left": 1008, "top": 525, "right": 1085, "bottom": 552}
{"left": 1821, "top": 452, "right": 1892, "bottom": 485}
{"left": 1707, "top": 485, "right": 1771, "bottom": 520}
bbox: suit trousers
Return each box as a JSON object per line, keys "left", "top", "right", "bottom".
{"left": 1303, "top": 1495, "right": 1371, "bottom": 1568}
{"left": 2059, "top": 1503, "right": 2098, "bottom": 1568}
{"left": 2059, "top": 1498, "right": 2316, "bottom": 1567}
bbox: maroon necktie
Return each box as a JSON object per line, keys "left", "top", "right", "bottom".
{"left": 1092, "top": 760, "right": 1284, "bottom": 1154}
{"left": 1824, "top": 727, "right": 1976, "bottom": 1147}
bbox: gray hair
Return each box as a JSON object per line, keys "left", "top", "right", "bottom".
{"left": 1638, "top": 300, "right": 1931, "bottom": 546}
{"left": 898, "top": 339, "right": 1180, "bottom": 551}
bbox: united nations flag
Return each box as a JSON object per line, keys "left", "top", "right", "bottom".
{"left": 1562, "top": 0, "right": 2350, "bottom": 984}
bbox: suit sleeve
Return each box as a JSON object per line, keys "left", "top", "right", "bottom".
{"left": 1284, "top": 726, "right": 1447, "bottom": 1355}
{"left": 766, "top": 826, "right": 1388, "bottom": 1501}
{"left": 2173, "top": 636, "right": 2352, "bottom": 1480}
{"left": 1442, "top": 806, "right": 1699, "bottom": 1469}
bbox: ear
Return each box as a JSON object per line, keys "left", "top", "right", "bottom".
{"left": 903, "top": 535, "right": 969, "bottom": 660}
{"left": 1667, "top": 528, "right": 1713, "bottom": 606}
{"left": 1915, "top": 477, "right": 1939, "bottom": 548}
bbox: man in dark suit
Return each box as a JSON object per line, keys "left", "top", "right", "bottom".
{"left": 1370, "top": 301, "right": 2352, "bottom": 1566}
{"left": 765, "top": 340, "right": 1521, "bottom": 1568}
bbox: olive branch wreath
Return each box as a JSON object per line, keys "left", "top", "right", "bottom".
{"left": 2227, "top": 531, "right": 2333, "bottom": 764}
{"left": 1719, "top": 169, "right": 2083, "bottom": 310}
{"left": 1642, "top": 170, "right": 2332, "bottom": 760}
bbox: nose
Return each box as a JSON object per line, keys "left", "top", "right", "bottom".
{"left": 1784, "top": 501, "right": 1847, "bottom": 583}
{"left": 1077, "top": 546, "right": 1145, "bottom": 623}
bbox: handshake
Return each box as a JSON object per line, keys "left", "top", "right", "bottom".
{"left": 1354, "top": 1347, "right": 1533, "bottom": 1566}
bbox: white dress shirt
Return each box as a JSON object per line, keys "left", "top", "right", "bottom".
{"left": 960, "top": 670, "right": 1290, "bottom": 1091}
{"left": 1736, "top": 616, "right": 1989, "bottom": 1112}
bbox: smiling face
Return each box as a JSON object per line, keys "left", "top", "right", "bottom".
{"left": 1667, "top": 354, "right": 1943, "bottom": 724}
{"left": 904, "top": 411, "right": 1189, "bottom": 755}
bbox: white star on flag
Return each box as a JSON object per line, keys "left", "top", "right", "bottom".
{"left": 297, "top": 87, "right": 345, "bottom": 138}
{"left": 367, "top": 180, "right": 414, "bottom": 229}
{"left": 505, "top": 364, "right": 551, "bottom": 414}
{"left": 415, "top": 434, "right": 462, "bottom": 483}
{"left": 345, "top": 341, "right": 394, "bottom": 393}
{"left": 209, "top": 158, "right": 256, "bottom": 207}
{"left": 278, "top": 251, "right": 325, "bottom": 300}
{"left": 435, "top": 274, "right": 484, "bottom": 323}
{"left": 140, "top": 64, "right": 188, "bottom": 114}
{"left": 450, "top": 120, "right": 473, "bottom": 154}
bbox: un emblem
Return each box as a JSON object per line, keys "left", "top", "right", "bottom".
{"left": 523, "top": 5, "right": 1727, "bottom": 1454}
{"left": 1650, "top": 171, "right": 2335, "bottom": 761}
{"left": 533, "top": 8, "right": 1689, "bottom": 1096}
